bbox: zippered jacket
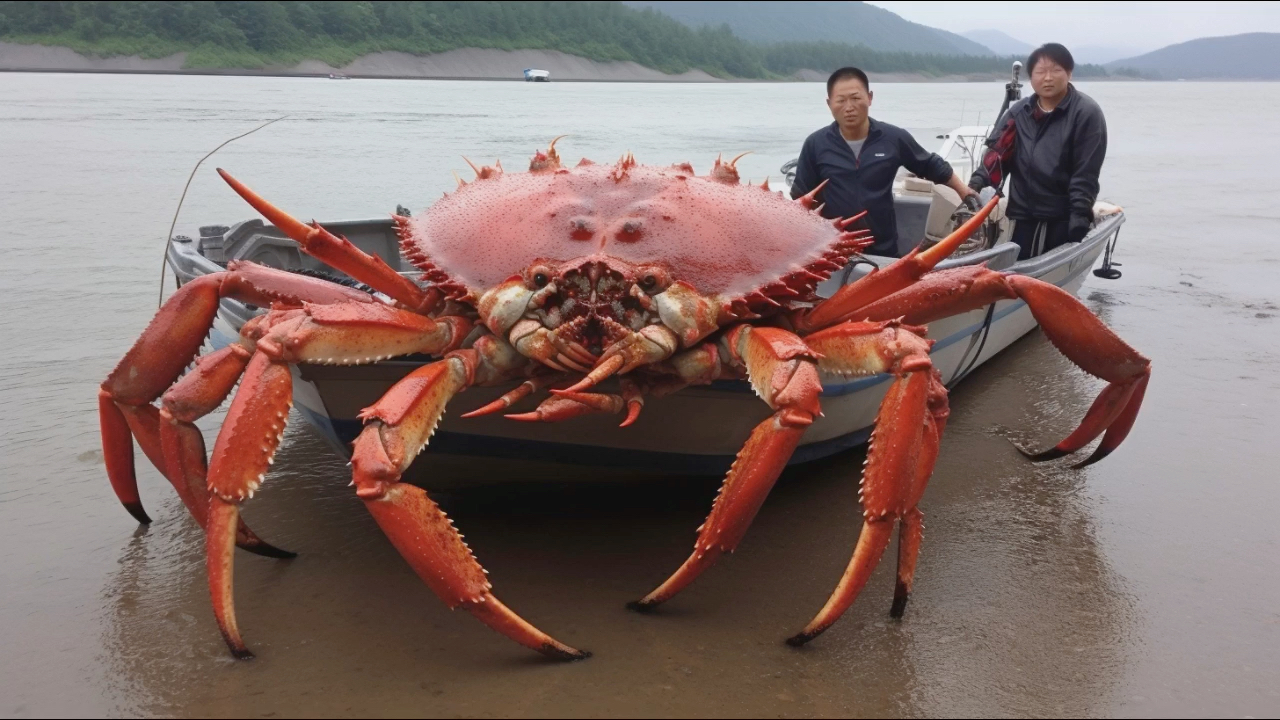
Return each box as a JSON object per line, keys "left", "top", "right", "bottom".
{"left": 791, "top": 119, "right": 954, "bottom": 256}
{"left": 969, "top": 84, "right": 1108, "bottom": 242}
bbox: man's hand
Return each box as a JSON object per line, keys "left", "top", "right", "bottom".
{"left": 946, "top": 173, "right": 981, "bottom": 210}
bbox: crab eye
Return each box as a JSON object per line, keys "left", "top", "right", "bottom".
{"left": 637, "top": 267, "right": 671, "bottom": 294}
{"left": 533, "top": 272, "right": 549, "bottom": 288}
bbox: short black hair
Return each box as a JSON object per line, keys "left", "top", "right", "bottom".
{"left": 1028, "top": 43, "right": 1075, "bottom": 74}
{"left": 827, "top": 67, "right": 870, "bottom": 97}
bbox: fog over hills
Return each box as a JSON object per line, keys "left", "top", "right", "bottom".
{"left": 1108, "top": 33, "right": 1280, "bottom": 80}
{"left": 625, "top": 1, "right": 995, "bottom": 56}
{"left": 962, "top": 29, "right": 1032, "bottom": 57}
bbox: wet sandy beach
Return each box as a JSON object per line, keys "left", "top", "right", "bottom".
{"left": 1, "top": 75, "right": 1277, "bottom": 717}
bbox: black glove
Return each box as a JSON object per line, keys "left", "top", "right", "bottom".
{"left": 1068, "top": 213, "right": 1092, "bottom": 243}
{"left": 963, "top": 194, "right": 982, "bottom": 213}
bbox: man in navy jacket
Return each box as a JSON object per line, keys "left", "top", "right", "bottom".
{"left": 791, "top": 67, "right": 977, "bottom": 257}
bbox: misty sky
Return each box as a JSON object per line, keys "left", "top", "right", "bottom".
{"left": 867, "top": 1, "right": 1280, "bottom": 55}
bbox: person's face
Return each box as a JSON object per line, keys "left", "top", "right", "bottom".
{"left": 827, "top": 77, "right": 872, "bottom": 131}
{"left": 1030, "top": 58, "right": 1071, "bottom": 99}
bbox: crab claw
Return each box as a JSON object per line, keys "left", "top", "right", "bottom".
{"left": 506, "top": 391, "right": 623, "bottom": 423}
{"left": 554, "top": 326, "right": 680, "bottom": 395}
{"left": 461, "top": 375, "right": 564, "bottom": 419}
{"left": 555, "top": 355, "right": 624, "bottom": 395}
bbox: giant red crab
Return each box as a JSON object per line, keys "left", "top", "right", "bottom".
{"left": 100, "top": 140, "right": 1150, "bottom": 660}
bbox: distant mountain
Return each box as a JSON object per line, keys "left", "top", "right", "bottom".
{"left": 1108, "top": 32, "right": 1280, "bottom": 79}
{"left": 1071, "top": 44, "right": 1145, "bottom": 66}
{"left": 625, "top": 1, "right": 996, "bottom": 56}
{"left": 962, "top": 29, "right": 1032, "bottom": 57}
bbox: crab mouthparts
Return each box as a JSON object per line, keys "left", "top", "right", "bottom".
{"left": 537, "top": 261, "right": 654, "bottom": 354}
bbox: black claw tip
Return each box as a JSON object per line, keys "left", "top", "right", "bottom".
{"left": 239, "top": 541, "right": 298, "bottom": 559}
{"left": 785, "top": 632, "right": 815, "bottom": 647}
{"left": 890, "top": 595, "right": 908, "bottom": 619}
{"left": 231, "top": 648, "right": 256, "bottom": 661}
{"left": 1014, "top": 441, "right": 1071, "bottom": 462}
{"left": 626, "top": 600, "right": 657, "bottom": 614}
{"left": 1072, "top": 446, "right": 1113, "bottom": 469}
{"left": 123, "top": 501, "right": 152, "bottom": 525}
{"left": 540, "top": 644, "right": 592, "bottom": 661}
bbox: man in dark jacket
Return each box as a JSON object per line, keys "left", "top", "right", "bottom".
{"left": 969, "top": 43, "right": 1108, "bottom": 259}
{"left": 791, "top": 67, "right": 977, "bottom": 257}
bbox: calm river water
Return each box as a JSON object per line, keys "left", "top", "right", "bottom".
{"left": 1, "top": 74, "right": 1278, "bottom": 718}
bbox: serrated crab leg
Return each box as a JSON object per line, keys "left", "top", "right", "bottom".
{"left": 853, "top": 267, "right": 1152, "bottom": 466}
{"left": 794, "top": 194, "right": 999, "bottom": 333}
{"left": 100, "top": 263, "right": 375, "bottom": 536}
{"left": 782, "top": 320, "right": 947, "bottom": 644}
{"left": 218, "top": 169, "right": 440, "bottom": 314}
{"left": 348, "top": 345, "right": 588, "bottom": 661}
{"left": 202, "top": 302, "right": 472, "bottom": 659}
{"left": 630, "top": 325, "right": 822, "bottom": 610}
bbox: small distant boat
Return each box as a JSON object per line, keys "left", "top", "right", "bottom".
{"left": 328, "top": 73, "right": 351, "bottom": 80}
{"left": 523, "top": 68, "right": 550, "bottom": 82}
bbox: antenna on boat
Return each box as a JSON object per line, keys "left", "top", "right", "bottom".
{"left": 157, "top": 116, "right": 288, "bottom": 307}
{"left": 997, "top": 61, "right": 1023, "bottom": 121}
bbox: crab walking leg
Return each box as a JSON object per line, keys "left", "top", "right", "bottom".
{"left": 779, "top": 320, "right": 944, "bottom": 644}
{"left": 158, "top": 344, "right": 294, "bottom": 558}
{"left": 794, "top": 194, "right": 1000, "bottom": 333}
{"left": 205, "top": 352, "right": 295, "bottom": 659}
{"left": 200, "top": 308, "right": 473, "bottom": 659}
{"left": 788, "top": 369, "right": 934, "bottom": 646}
{"left": 100, "top": 264, "right": 381, "bottom": 522}
{"left": 1003, "top": 276, "right": 1152, "bottom": 465}
{"left": 630, "top": 326, "right": 821, "bottom": 610}
{"left": 892, "top": 371, "right": 948, "bottom": 618}
{"left": 217, "top": 169, "right": 439, "bottom": 314}
{"left": 350, "top": 351, "right": 588, "bottom": 660}
{"left": 100, "top": 273, "right": 224, "bottom": 523}
{"left": 853, "top": 267, "right": 1151, "bottom": 463}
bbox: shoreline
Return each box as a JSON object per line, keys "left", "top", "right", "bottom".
{"left": 0, "top": 41, "right": 1046, "bottom": 84}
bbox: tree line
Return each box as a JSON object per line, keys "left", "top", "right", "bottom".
{"left": 0, "top": 1, "right": 1109, "bottom": 78}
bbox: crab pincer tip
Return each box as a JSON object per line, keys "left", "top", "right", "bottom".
{"left": 123, "top": 501, "right": 153, "bottom": 525}
{"left": 784, "top": 631, "right": 817, "bottom": 647}
{"left": 619, "top": 402, "right": 643, "bottom": 428}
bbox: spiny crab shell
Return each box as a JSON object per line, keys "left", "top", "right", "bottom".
{"left": 394, "top": 147, "right": 866, "bottom": 354}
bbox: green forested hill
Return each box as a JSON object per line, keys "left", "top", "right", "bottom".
{"left": 0, "top": 1, "right": 1106, "bottom": 78}
{"left": 624, "top": 1, "right": 994, "bottom": 56}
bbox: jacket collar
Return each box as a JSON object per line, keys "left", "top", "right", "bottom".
{"left": 826, "top": 117, "right": 882, "bottom": 143}
{"left": 1023, "top": 83, "right": 1077, "bottom": 115}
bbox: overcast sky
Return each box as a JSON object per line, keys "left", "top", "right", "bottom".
{"left": 866, "top": 1, "right": 1280, "bottom": 54}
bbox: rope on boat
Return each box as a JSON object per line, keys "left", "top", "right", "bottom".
{"left": 946, "top": 302, "right": 996, "bottom": 392}
{"left": 157, "top": 116, "right": 289, "bottom": 307}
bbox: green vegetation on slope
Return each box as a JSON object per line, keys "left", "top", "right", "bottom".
{"left": 0, "top": 0, "right": 1107, "bottom": 78}
{"left": 625, "top": 1, "right": 994, "bottom": 57}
